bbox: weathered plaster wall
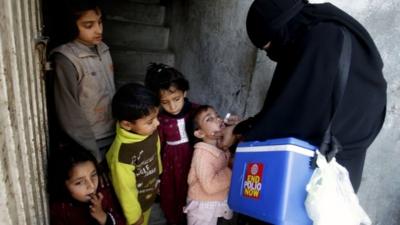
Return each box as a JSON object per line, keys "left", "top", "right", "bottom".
{"left": 168, "top": 0, "right": 400, "bottom": 224}
{"left": 167, "top": 0, "right": 256, "bottom": 116}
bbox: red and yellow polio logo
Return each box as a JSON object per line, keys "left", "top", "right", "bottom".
{"left": 243, "top": 163, "right": 264, "bottom": 199}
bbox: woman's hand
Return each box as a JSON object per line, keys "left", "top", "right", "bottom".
{"left": 224, "top": 113, "right": 241, "bottom": 126}
{"left": 89, "top": 193, "right": 107, "bottom": 225}
{"left": 218, "top": 125, "right": 239, "bottom": 150}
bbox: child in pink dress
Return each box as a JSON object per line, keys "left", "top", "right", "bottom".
{"left": 145, "top": 63, "right": 199, "bottom": 225}
{"left": 184, "top": 105, "right": 233, "bottom": 225}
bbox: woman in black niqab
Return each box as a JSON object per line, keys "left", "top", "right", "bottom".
{"left": 225, "top": 0, "right": 387, "bottom": 194}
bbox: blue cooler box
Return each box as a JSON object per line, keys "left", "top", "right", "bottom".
{"left": 228, "top": 137, "right": 317, "bottom": 225}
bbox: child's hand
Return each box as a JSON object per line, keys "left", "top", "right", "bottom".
{"left": 133, "top": 214, "right": 144, "bottom": 225}
{"left": 89, "top": 193, "right": 107, "bottom": 225}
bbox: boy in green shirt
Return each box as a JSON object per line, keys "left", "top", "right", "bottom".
{"left": 107, "top": 83, "right": 162, "bottom": 225}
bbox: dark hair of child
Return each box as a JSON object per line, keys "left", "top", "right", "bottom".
{"left": 47, "top": 143, "right": 99, "bottom": 201}
{"left": 57, "top": 0, "right": 102, "bottom": 44}
{"left": 145, "top": 63, "right": 189, "bottom": 95}
{"left": 112, "top": 83, "right": 160, "bottom": 121}
{"left": 46, "top": 0, "right": 104, "bottom": 50}
{"left": 187, "top": 105, "right": 213, "bottom": 143}
{"left": 70, "top": 0, "right": 102, "bottom": 39}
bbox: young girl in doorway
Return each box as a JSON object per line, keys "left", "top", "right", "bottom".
{"left": 184, "top": 105, "right": 233, "bottom": 225}
{"left": 51, "top": 0, "right": 115, "bottom": 162}
{"left": 48, "top": 144, "right": 126, "bottom": 225}
{"left": 145, "top": 63, "right": 198, "bottom": 225}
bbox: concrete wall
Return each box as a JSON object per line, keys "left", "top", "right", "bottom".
{"left": 167, "top": 0, "right": 256, "bottom": 116}
{"left": 168, "top": 0, "right": 400, "bottom": 224}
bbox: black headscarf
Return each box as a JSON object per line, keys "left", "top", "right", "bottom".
{"left": 240, "top": 0, "right": 387, "bottom": 191}
{"left": 246, "top": 0, "right": 383, "bottom": 67}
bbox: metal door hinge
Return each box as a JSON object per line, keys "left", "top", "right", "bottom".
{"left": 35, "top": 36, "right": 52, "bottom": 75}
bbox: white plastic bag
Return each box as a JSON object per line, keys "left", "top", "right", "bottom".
{"left": 305, "top": 151, "right": 371, "bottom": 225}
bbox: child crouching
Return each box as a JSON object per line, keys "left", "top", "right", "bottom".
{"left": 48, "top": 145, "right": 126, "bottom": 225}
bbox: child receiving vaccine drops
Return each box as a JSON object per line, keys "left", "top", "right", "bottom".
{"left": 48, "top": 145, "right": 126, "bottom": 225}
{"left": 184, "top": 105, "right": 233, "bottom": 225}
{"left": 145, "top": 63, "right": 198, "bottom": 225}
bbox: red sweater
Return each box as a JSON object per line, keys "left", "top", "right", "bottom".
{"left": 50, "top": 183, "right": 126, "bottom": 225}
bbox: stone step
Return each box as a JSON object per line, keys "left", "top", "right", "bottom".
{"left": 115, "top": 74, "right": 145, "bottom": 88}
{"left": 111, "top": 48, "right": 175, "bottom": 83}
{"left": 148, "top": 203, "right": 167, "bottom": 225}
{"left": 103, "top": 20, "right": 169, "bottom": 51}
{"left": 104, "top": 2, "right": 165, "bottom": 26}
{"left": 127, "top": 0, "right": 161, "bottom": 4}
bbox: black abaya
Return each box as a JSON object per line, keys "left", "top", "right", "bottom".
{"left": 239, "top": 0, "right": 387, "bottom": 192}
